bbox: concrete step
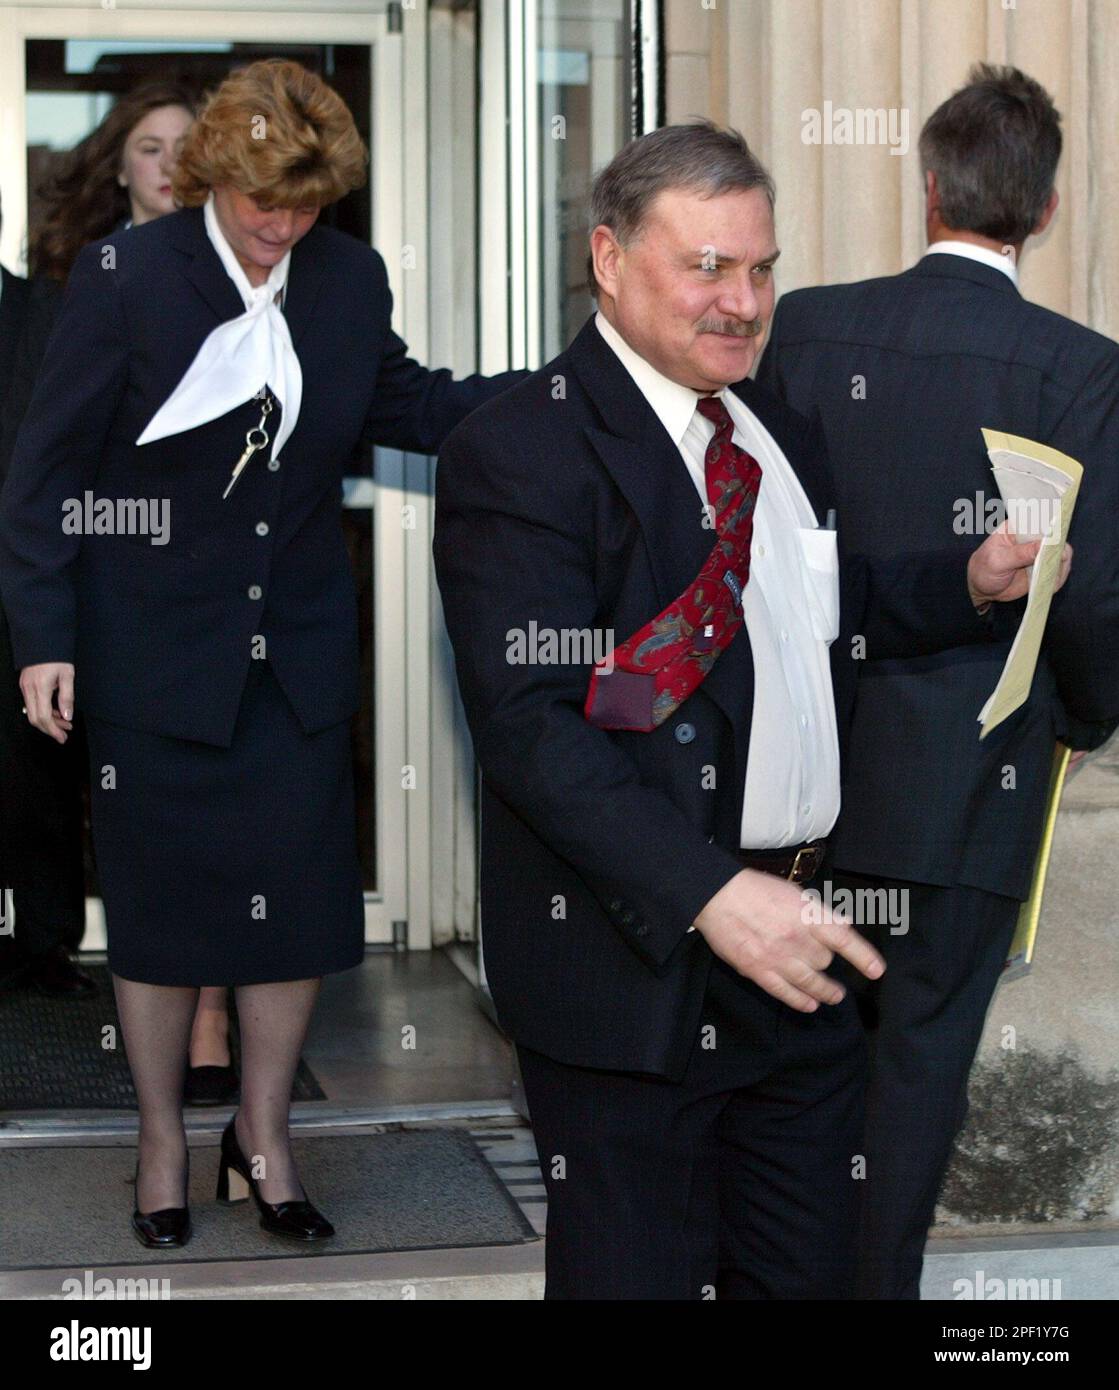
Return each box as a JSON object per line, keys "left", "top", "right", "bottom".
{"left": 2, "top": 1241, "right": 545, "bottom": 1302}
{"left": 922, "top": 1229, "right": 1119, "bottom": 1300}
{"left": 9, "top": 1229, "right": 1115, "bottom": 1301}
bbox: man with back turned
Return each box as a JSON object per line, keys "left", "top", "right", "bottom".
{"left": 757, "top": 65, "right": 1119, "bottom": 1298}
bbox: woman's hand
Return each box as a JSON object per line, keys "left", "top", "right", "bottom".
{"left": 20, "top": 663, "right": 75, "bottom": 744}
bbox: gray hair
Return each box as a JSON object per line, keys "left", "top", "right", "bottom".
{"left": 585, "top": 119, "right": 775, "bottom": 299}
{"left": 919, "top": 64, "right": 1061, "bottom": 245}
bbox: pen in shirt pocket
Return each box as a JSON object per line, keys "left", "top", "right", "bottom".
{"left": 821, "top": 508, "right": 837, "bottom": 530}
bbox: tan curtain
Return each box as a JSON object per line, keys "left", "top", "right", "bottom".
{"left": 666, "top": 0, "right": 1117, "bottom": 340}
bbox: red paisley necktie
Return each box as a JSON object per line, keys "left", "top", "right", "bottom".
{"left": 584, "top": 394, "right": 763, "bottom": 731}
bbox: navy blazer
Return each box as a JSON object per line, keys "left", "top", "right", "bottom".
{"left": 0, "top": 273, "right": 62, "bottom": 489}
{"left": 757, "top": 253, "right": 1119, "bottom": 899}
{"left": 0, "top": 265, "right": 31, "bottom": 439}
{"left": 0, "top": 206, "right": 522, "bottom": 745}
{"left": 433, "top": 313, "right": 1001, "bottom": 1078}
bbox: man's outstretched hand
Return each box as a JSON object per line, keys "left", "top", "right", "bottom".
{"left": 692, "top": 868, "right": 884, "bottom": 1013}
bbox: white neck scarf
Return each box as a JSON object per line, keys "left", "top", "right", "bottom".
{"left": 136, "top": 192, "right": 303, "bottom": 460}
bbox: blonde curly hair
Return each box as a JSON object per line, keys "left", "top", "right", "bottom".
{"left": 173, "top": 58, "right": 368, "bottom": 208}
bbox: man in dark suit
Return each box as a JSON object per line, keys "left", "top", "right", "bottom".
{"left": 433, "top": 121, "right": 1056, "bottom": 1300}
{"left": 756, "top": 65, "right": 1119, "bottom": 1298}
{"left": 0, "top": 199, "right": 91, "bottom": 996}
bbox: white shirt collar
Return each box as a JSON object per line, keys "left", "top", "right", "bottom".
{"left": 923, "top": 239, "right": 1019, "bottom": 286}
{"left": 204, "top": 190, "right": 291, "bottom": 310}
{"left": 594, "top": 309, "right": 720, "bottom": 444}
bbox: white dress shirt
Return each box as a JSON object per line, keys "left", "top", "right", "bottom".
{"left": 593, "top": 310, "right": 841, "bottom": 849}
{"left": 923, "top": 239, "right": 1019, "bottom": 287}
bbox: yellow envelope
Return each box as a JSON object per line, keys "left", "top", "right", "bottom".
{"left": 1003, "top": 741, "right": 1072, "bottom": 980}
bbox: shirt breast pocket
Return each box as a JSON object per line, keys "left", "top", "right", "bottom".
{"left": 794, "top": 526, "right": 840, "bottom": 645}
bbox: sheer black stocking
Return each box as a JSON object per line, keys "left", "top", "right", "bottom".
{"left": 232, "top": 977, "right": 321, "bottom": 1203}
{"left": 111, "top": 974, "right": 197, "bottom": 1213}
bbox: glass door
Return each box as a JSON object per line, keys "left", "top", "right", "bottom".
{"left": 504, "top": 0, "right": 638, "bottom": 370}
{"left": 534, "top": 0, "right": 635, "bottom": 359}
{"left": 466, "top": 0, "right": 643, "bottom": 995}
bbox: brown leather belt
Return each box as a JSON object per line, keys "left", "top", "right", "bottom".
{"left": 737, "top": 840, "right": 826, "bottom": 885}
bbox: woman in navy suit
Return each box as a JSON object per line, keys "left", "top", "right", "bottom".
{"left": 0, "top": 58, "right": 520, "bottom": 1248}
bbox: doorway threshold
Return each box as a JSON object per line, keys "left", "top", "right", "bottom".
{"left": 0, "top": 1099, "right": 520, "bottom": 1145}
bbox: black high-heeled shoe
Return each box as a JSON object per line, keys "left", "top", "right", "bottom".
{"left": 216, "top": 1116, "right": 334, "bottom": 1241}
{"left": 184, "top": 1063, "right": 238, "bottom": 1106}
{"left": 131, "top": 1152, "right": 192, "bottom": 1249}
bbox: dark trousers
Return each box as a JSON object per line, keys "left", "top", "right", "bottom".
{"left": 517, "top": 951, "right": 868, "bottom": 1300}
{"left": 831, "top": 871, "right": 1020, "bottom": 1300}
{"left": 0, "top": 605, "right": 86, "bottom": 964}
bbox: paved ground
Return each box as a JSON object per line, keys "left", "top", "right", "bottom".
{"left": 936, "top": 734, "right": 1119, "bottom": 1229}
{"left": 3, "top": 736, "right": 1115, "bottom": 1298}
{"left": 5, "top": 1116, "right": 1115, "bottom": 1299}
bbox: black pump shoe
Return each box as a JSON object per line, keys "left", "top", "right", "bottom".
{"left": 184, "top": 1063, "right": 238, "bottom": 1106}
{"left": 216, "top": 1117, "right": 334, "bottom": 1241}
{"left": 131, "top": 1157, "right": 191, "bottom": 1249}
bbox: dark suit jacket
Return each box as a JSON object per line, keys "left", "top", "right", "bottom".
{"left": 0, "top": 274, "right": 61, "bottom": 489}
{"left": 433, "top": 313, "right": 1003, "bottom": 1079}
{"left": 0, "top": 266, "right": 32, "bottom": 450}
{"left": 0, "top": 205, "right": 522, "bottom": 746}
{"left": 756, "top": 253, "right": 1119, "bottom": 900}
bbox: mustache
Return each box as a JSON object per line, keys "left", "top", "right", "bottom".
{"left": 698, "top": 317, "right": 765, "bottom": 338}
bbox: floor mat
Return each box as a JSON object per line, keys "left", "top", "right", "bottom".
{"left": 0, "top": 1129, "right": 538, "bottom": 1269}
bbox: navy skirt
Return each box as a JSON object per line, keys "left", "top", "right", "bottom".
{"left": 84, "top": 659, "right": 365, "bottom": 985}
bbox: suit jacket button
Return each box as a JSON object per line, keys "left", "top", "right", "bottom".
{"left": 248, "top": 584, "right": 262, "bottom": 600}
{"left": 674, "top": 722, "right": 696, "bottom": 744}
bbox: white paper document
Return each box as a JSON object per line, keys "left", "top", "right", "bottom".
{"left": 977, "top": 430, "right": 1082, "bottom": 739}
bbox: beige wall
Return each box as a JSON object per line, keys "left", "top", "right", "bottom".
{"left": 664, "top": 0, "right": 1119, "bottom": 342}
